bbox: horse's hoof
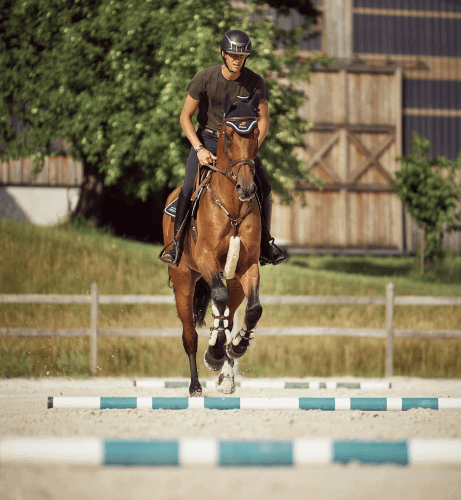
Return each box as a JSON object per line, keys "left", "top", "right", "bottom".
{"left": 217, "top": 374, "right": 235, "bottom": 394}
{"left": 226, "top": 342, "right": 247, "bottom": 360}
{"left": 204, "top": 349, "right": 225, "bottom": 371}
{"left": 189, "top": 382, "right": 202, "bottom": 396}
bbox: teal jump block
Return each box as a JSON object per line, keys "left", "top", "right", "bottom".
{"left": 350, "top": 398, "right": 388, "bottom": 411}
{"left": 100, "top": 397, "right": 137, "bottom": 410}
{"left": 151, "top": 397, "right": 189, "bottom": 410}
{"left": 402, "top": 398, "right": 438, "bottom": 411}
{"left": 204, "top": 398, "right": 241, "bottom": 410}
{"left": 219, "top": 440, "right": 293, "bottom": 467}
{"left": 333, "top": 440, "right": 409, "bottom": 466}
{"left": 104, "top": 440, "right": 179, "bottom": 466}
{"left": 299, "top": 398, "right": 336, "bottom": 410}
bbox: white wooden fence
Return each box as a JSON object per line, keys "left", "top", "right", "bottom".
{"left": 1, "top": 283, "right": 461, "bottom": 377}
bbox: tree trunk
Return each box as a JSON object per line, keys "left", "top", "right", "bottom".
{"left": 71, "top": 158, "right": 172, "bottom": 243}
{"left": 420, "top": 224, "right": 425, "bottom": 276}
{"left": 72, "top": 160, "right": 105, "bottom": 222}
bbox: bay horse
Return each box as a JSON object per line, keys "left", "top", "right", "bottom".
{"left": 161, "top": 92, "right": 263, "bottom": 396}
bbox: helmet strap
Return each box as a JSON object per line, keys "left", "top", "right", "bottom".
{"left": 221, "top": 51, "right": 248, "bottom": 75}
{"left": 222, "top": 51, "right": 236, "bottom": 74}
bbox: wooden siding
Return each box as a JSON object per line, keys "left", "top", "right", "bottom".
{"left": 273, "top": 67, "right": 404, "bottom": 250}
{"left": 0, "top": 156, "right": 83, "bottom": 187}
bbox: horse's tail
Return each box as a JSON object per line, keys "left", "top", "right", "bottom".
{"left": 193, "top": 277, "right": 211, "bottom": 328}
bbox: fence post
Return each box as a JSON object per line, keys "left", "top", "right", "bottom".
{"left": 90, "top": 282, "right": 98, "bottom": 375}
{"left": 385, "top": 282, "right": 394, "bottom": 377}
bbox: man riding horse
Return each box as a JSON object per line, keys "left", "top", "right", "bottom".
{"left": 159, "top": 29, "right": 287, "bottom": 268}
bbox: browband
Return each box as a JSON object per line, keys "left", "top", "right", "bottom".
{"left": 223, "top": 115, "right": 258, "bottom": 122}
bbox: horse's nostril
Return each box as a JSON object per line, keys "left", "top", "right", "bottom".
{"left": 236, "top": 184, "right": 241, "bottom": 190}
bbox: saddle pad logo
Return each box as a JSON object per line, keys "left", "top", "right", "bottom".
{"left": 239, "top": 122, "right": 247, "bottom": 128}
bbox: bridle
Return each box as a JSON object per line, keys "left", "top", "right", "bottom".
{"left": 204, "top": 114, "right": 259, "bottom": 233}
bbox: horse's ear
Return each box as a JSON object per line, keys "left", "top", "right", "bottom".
{"left": 222, "top": 92, "right": 233, "bottom": 116}
{"left": 249, "top": 92, "right": 261, "bottom": 113}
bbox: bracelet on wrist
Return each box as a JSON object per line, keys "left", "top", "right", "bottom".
{"left": 195, "top": 144, "right": 204, "bottom": 153}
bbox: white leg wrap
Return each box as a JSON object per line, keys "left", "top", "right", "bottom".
{"left": 223, "top": 236, "right": 240, "bottom": 280}
{"left": 209, "top": 329, "right": 218, "bottom": 346}
{"left": 232, "top": 334, "right": 241, "bottom": 346}
{"left": 232, "top": 328, "right": 255, "bottom": 346}
{"left": 210, "top": 303, "right": 231, "bottom": 345}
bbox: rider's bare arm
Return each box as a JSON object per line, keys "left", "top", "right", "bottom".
{"left": 257, "top": 101, "right": 270, "bottom": 146}
{"left": 179, "top": 95, "right": 215, "bottom": 165}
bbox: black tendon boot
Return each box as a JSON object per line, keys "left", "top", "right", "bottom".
{"left": 159, "top": 190, "right": 191, "bottom": 267}
{"left": 259, "top": 195, "right": 288, "bottom": 266}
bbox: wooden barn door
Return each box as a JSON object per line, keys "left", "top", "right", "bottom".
{"left": 274, "top": 66, "right": 403, "bottom": 250}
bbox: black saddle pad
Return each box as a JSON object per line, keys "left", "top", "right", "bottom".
{"left": 164, "top": 188, "right": 204, "bottom": 219}
{"left": 164, "top": 198, "right": 178, "bottom": 218}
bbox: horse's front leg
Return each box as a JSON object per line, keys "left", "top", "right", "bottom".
{"left": 169, "top": 267, "right": 202, "bottom": 396}
{"left": 226, "top": 262, "right": 262, "bottom": 360}
{"left": 203, "top": 272, "right": 231, "bottom": 372}
{"left": 213, "top": 277, "right": 246, "bottom": 394}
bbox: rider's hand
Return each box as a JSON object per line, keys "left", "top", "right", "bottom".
{"left": 197, "top": 148, "right": 216, "bottom": 166}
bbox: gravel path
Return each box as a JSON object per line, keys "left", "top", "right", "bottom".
{"left": 0, "top": 376, "right": 460, "bottom": 500}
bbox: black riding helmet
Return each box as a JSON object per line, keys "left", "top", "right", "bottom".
{"left": 220, "top": 30, "right": 252, "bottom": 73}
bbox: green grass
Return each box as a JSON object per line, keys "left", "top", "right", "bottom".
{"left": 1, "top": 218, "right": 461, "bottom": 378}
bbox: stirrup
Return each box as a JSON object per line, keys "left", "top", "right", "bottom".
{"left": 158, "top": 240, "right": 181, "bottom": 267}
{"left": 259, "top": 238, "right": 288, "bottom": 267}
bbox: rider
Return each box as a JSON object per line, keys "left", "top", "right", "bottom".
{"left": 160, "top": 29, "right": 287, "bottom": 268}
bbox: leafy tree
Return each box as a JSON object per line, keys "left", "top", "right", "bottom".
{"left": 392, "top": 132, "right": 461, "bottom": 274}
{"left": 0, "top": 0, "right": 329, "bottom": 231}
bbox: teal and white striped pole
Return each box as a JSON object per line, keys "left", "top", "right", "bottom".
{"left": 133, "top": 380, "right": 392, "bottom": 389}
{"left": 47, "top": 397, "right": 461, "bottom": 411}
{"left": 1, "top": 438, "right": 460, "bottom": 466}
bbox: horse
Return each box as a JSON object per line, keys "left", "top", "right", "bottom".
{"left": 160, "top": 91, "right": 263, "bottom": 396}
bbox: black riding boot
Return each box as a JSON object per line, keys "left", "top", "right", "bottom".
{"left": 259, "top": 195, "right": 288, "bottom": 266}
{"left": 159, "top": 189, "right": 191, "bottom": 267}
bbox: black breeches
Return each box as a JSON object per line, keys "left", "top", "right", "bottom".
{"left": 182, "top": 129, "right": 272, "bottom": 200}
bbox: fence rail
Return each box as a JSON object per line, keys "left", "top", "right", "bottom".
{"left": 1, "top": 283, "right": 461, "bottom": 377}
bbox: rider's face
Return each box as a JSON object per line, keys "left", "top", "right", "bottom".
{"left": 223, "top": 51, "right": 248, "bottom": 71}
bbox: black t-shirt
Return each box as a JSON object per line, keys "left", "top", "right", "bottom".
{"left": 186, "top": 65, "right": 269, "bottom": 132}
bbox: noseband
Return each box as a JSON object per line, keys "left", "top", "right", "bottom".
{"left": 220, "top": 115, "right": 259, "bottom": 183}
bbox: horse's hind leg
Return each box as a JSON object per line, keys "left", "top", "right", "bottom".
{"left": 170, "top": 267, "right": 202, "bottom": 396}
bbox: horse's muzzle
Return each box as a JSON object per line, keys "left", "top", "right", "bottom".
{"left": 236, "top": 182, "right": 256, "bottom": 202}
